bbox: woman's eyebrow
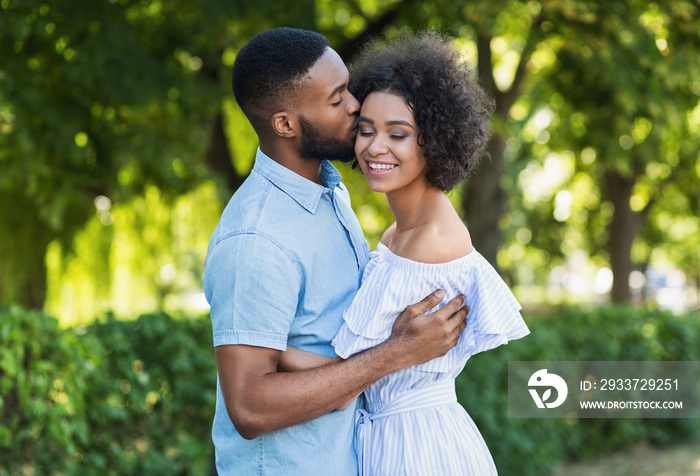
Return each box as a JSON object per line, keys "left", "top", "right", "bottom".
{"left": 386, "top": 120, "right": 414, "bottom": 128}
{"left": 358, "top": 118, "right": 414, "bottom": 129}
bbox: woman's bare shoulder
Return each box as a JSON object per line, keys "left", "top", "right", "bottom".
{"left": 379, "top": 222, "right": 397, "bottom": 246}
{"left": 405, "top": 222, "right": 472, "bottom": 263}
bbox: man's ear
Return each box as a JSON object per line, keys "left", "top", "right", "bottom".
{"left": 270, "top": 112, "right": 297, "bottom": 138}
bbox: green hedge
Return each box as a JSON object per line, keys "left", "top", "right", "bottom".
{"left": 1, "top": 305, "right": 698, "bottom": 475}
{"left": 457, "top": 305, "right": 700, "bottom": 476}
{"left": 0, "top": 306, "right": 216, "bottom": 476}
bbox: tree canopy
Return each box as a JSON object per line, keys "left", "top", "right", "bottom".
{"left": 1, "top": 0, "right": 698, "bottom": 314}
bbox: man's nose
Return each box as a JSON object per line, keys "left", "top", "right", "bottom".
{"left": 347, "top": 93, "right": 360, "bottom": 116}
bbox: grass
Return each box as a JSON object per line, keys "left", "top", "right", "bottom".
{"left": 549, "top": 440, "right": 700, "bottom": 476}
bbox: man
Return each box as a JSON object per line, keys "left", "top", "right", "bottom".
{"left": 203, "top": 27, "right": 468, "bottom": 475}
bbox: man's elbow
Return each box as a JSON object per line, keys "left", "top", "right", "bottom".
{"left": 228, "top": 406, "right": 268, "bottom": 440}
{"left": 233, "top": 422, "right": 262, "bottom": 441}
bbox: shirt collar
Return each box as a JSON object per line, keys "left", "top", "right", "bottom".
{"left": 252, "top": 148, "right": 344, "bottom": 214}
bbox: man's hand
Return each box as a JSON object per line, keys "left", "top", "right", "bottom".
{"left": 386, "top": 289, "right": 469, "bottom": 370}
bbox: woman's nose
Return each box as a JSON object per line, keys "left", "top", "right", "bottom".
{"left": 368, "top": 136, "right": 388, "bottom": 157}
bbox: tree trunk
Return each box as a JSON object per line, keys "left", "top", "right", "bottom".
{"left": 604, "top": 170, "right": 639, "bottom": 304}
{"left": 205, "top": 112, "right": 246, "bottom": 196}
{"left": 0, "top": 192, "right": 53, "bottom": 309}
{"left": 461, "top": 22, "right": 540, "bottom": 270}
{"left": 0, "top": 263, "right": 47, "bottom": 310}
{"left": 16, "top": 254, "right": 48, "bottom": 310}
{"left": 462, "top": 134, "right": 507, "bottom": 269}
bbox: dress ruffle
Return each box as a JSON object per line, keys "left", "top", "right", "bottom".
{"left": 332, "top": 243, "right": 529, "bottom": 373}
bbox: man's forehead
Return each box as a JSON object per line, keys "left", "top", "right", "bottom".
{"left": 305, "top": 48, "right": 349, "bottom": 90}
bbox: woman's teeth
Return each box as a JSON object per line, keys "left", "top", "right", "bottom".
{"left": 368, "top": 162, "right": 397, "bottom": 171}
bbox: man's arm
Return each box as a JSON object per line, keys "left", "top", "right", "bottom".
{"left": 216, "top": 290, "right": 468, "bottom": 440}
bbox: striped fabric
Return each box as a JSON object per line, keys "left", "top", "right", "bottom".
{"left": 332, "top": 243, "right": 530, "bottom": 475}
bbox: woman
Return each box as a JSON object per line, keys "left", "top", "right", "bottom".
{"left": 281, "top": 31, "right": 529, "bottom": 475}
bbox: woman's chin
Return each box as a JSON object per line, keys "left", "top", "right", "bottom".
{"left": 365, "top": 182, "right": 390, "bottom": 194}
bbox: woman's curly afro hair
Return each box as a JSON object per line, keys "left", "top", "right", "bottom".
{"left": 349, "top": 30, "right": 494, "bottom": 191}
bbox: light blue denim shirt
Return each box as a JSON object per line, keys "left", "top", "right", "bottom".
{"left": 203, "top": 149, "right": 369, "bottom": 475}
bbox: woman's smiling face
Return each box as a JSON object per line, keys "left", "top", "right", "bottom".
{"left": 354, "top": 92, "right": 428, "bottom": 194}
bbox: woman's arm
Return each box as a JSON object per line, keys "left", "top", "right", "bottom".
{"left": 278, "top": 346, "right": 339, "bottom": 372}
{"left": 278, "top": 346, "right": 358, "bottom": 410}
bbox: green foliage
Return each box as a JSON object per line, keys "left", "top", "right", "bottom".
{"left": 507, "top": 0, "right": 700, "bottom": 302}
{"left": 0, "top": 0, "right": 319, "bottom": 308}
{"left": 2, "top": 0, "right": 699, "bottom": 310}
{"left": 457, "top": 305, "right": 700, "bottom": 476}
{"left": 45, "top": 181, "right": 221, "bottom": 325}
{"left": 3, "top": 305, "right": 699, "bottom": 475}
{"left": 0, "top": 305, "right": 93, "bottom": 473}
{"left": 0, "top": 306, "right": 216, "bottom": 476}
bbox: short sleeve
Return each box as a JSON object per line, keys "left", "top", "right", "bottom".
{"left": 463, "top": 260, "right": 530, "bottom": 356}
{"left": 204, "top": 233, "right": 301, "bottom": 350}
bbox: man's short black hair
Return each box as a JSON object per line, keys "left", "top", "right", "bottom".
{"left": 232, "top": 27, "right": 329, "bottom": 130}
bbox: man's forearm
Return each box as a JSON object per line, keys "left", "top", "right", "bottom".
{"left": 216, "top": 340, "right": 405, "bottom": 439}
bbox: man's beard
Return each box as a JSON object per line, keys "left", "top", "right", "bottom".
{"left": 298, "top": 116, "right": 356, "bottom": 163}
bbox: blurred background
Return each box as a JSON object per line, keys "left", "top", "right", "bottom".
{"left": 1, "top": 0, "right": 699, "bottom": 475}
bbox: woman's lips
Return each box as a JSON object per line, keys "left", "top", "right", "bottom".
{"left": 365, "top": 160, "right": 398, "bottom": 176}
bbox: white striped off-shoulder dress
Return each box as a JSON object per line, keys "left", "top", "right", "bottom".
{"left": 332, "top": 242, "right": 530, "bottom": 476}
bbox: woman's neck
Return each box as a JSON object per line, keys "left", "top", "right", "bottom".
{"left": 386, "top": 182, "right": 445, "bottom": 234}
{"left": 383, "top": 179, "right": 472, "bottom": 263}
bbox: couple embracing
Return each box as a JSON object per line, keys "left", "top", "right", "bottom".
{"left": 203, "top": 27, "right": 529, "bottom": 476}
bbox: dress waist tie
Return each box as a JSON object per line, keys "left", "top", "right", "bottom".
{"left": 355, "top": 379, "right": 457, "bottom": 476}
